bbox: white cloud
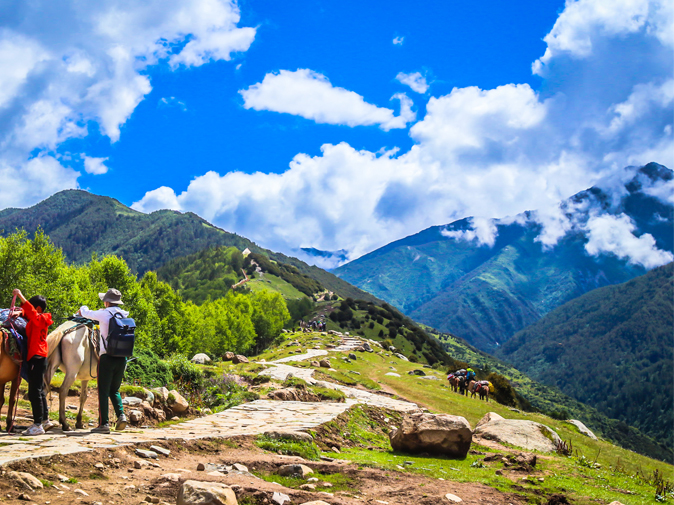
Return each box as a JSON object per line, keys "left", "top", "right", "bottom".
{"left": 396, "top": 72, "right": 428, "bottom": 93}
{"left": 0, "top": 0, "right": 255, "bottom": 207}
{"left": 132, "top": 186, "right": 181, "bottom": 213}
{"left": 585, "top": 213, "right": 673, "bottom": 268}
{"left": 393, "top": 36, "right": 404, "bottom": 46}
{"left": 240, "top": 69, "right": 414, "bottom": 130}
{"left": 135, "top": 0, "right": 673, "bottom": 266}
{"left": 83, "top": 156, "right": 109, "bottom": 175}
{"left": 441, "top": 217, "right": 498, "bottom": 247}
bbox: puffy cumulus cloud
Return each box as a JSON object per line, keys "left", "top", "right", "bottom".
{"left": 441, "top": 218, "right": 498, "bottom": 247}
{"left": 240, "top": 69, "right": 415, "bottom": 130}
{"left": 135, "top": 0, "right": 673, "bottom": 266}
{"left": 0, "top": 0, "right": 255, "bottom": 207}
{"left": 396, "top": 72, "right": 429, "bottom": 94}
{"left": 585, "top": 213, "right": 673, "bottom": 268}
{"left": 533, "top": 0, "right": 673, "bottom": 74}
{"left": 83, "top": 156, "right": 109, "bottom": 175}
{"left": 393, "top": 36, "right": 405, "bottom": 46}
{"left": 132, "top": 186, "right": 181, "bottom": 213}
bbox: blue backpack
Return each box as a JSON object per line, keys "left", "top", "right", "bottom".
{"left": 105, "top": 310, "right": 136, "bottom": 357}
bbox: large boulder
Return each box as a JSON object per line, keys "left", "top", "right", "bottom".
{"left": 168, "top": 390, "right": 189, "bottom": 413}
{"left": 474, "top": 419, "right": 561, "bottom": 452}
{"left": 232, "top": 355, "right": 249, "bottom": 364}
{"left": 191, "top": 353, "right": 211, "bottom": 364}
{"left": 567, "top": 419, "right": 598, "bottom": 440}
{"left": 389, "top": 412, "right": 472, "bottom": 457}
{"left": 152, "top": 387, "right": 169, "bottom": 405}
{"left": 223, "top": 351, "right": 235, "bottom": 361}
{"left": 475, "top": 412, "right": 504, "bottom": 430}
{"left": 177, "top": 480, "right": 238, "bottom": 505}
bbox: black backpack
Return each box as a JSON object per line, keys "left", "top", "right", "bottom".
{"left": 105, "top": 310, "right": 136, "bottom": 357}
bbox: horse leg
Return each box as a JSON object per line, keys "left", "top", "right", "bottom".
{"left": 58, "top": 372, "right": 78, "bottom": 431}
{"left": 75, "top": 380, "right": 88, "bottom": 430}
{"left": 0, "top": 381, "right": 6, "bottom": 431}
{"left": 6, "top": 377, "right": 20, "bottom": 432}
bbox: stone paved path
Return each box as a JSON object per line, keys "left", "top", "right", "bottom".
{"left": 0, "top": 334, "right": 416, "bottom": 466}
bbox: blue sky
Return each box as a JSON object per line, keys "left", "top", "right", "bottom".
{"left": 0, "top": 0, "right": 672, "bottom": 267}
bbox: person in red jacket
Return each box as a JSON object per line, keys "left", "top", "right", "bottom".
{"left": 12, "top": 289, "right": 54, "bottom": 436}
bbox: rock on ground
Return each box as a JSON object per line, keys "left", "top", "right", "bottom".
{"left": 475, "top": 412, "right": 504, "bottom": 430}
{"left": 445, "top": 493, "right": 463, "bottom": 502}
{"left": 389, "top": 412, "right": 472, "bottom": 457}
{"left": 278, "top": 464, "right": 314, "bottom": 478}
{"left": 232, "top": 355, "right": 249, "bottom": 364}
{"left": 168, "top": 390, "right": 189, "bottom": 413}
{"left": 223, "top": 351, "right": 235, "bottom": 361}
{"left": 8, "top": 471, "right": 43, "bottom": 491}
{"left": 263, "top": 430, "right": 314, "bottom": 443}
{"left": 191, "top": 353, "right": 211, "bottom": 364}
{"left": 474, "top": 419, "right": 561, "bottom": 452}
{"left": 567, "top": 419, "right": 598, "bottom": 440}
{"left": 177, "top": 480, "right": 238, "bottom": 505}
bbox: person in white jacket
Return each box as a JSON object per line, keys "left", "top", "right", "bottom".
{"left": 77, "top": 288, "right": 129, "bottom": 434}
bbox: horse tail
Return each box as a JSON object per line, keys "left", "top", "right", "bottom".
{"left": 46, "top": 321, "right": 78, "bottom": 358}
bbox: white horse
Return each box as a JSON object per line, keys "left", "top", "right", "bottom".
{"left": 45, "top": 321, "right": 98, "bottom": 431}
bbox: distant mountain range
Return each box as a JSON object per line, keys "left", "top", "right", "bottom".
{"left": 497, "top": 262, "right": 673, "bottom": 454}
{"left": 0, "top": 190, "right": 379, "bottom": 303}
{"left": 334, "top": 163, "right": 673, "bottom": 352}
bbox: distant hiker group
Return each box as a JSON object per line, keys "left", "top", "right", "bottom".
{"left": 447, "top": 367, "right": 493, "bottom": 402}
{"left": 299, "top": 319, "right": 326, "bottom": 332}
{"left": 0, "top": 288, "right": 136, "bottom": 435}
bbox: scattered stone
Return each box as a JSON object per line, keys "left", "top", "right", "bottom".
{"left": 136, "top": 449, "right": 158, "bottom": 459}
{"left": 191, "top": 353, "right": 211, "bottom": 364}
{"left": 150, "top": 445, "right": 171, "bottom": 456}
{"left": 8, "top": 472, "right": 43, "bottom": 491}
{"left": 272, "top": 492, "right": 290, "bottom": 505}
{"left": 310, "top": 361, "right": 320, "bottom": 367}
{"left": 445, "top": 493, "right": 463, "bottom": 503}
{"left": 152, "top": 387, "right": 169, "bottom": 404}
{"left": 299, "top": 484, "right": 316, "bottom": 491}
{"left": 474, "top": 419, "right": 561, "bottom": 452}
{"left": 394, "top": 353, "right": 409, "bottom": 361}
{"left": 223, "top": 351, "right": 235, "bottom": 361}
{"left": 122, "top": 396, "right": 143, "bottom": 406}
{"left": 331, "top": 446, "right": 340, "bottom": 453}
{"left": 196, "top": 463, "right": 206, "bottom": 471}
{"left": 389, "top": 412, "right": 472, "bottom": 457}
{"left": 134, "top": 460, "right": 150, "bottom": 469}
{"left": 475, "top": 412, "right": 504, "bottom": 430}
{"left": 177, "top": 480, "right": 237, "bottom": 505}
{"left": 168, "top": 390, "right": 189, "bottom": 413}
{"left": 56, "top": 474, "right": 69, "bottom": 482}
{"left": 17, "top": 494, "right": 31, "bottom": 501}
{"left": 144, "top": 497, "right": 161, "bottom": 504}
{"left": 319, "top": 359, "right": 331, "bottom": 368}
{"left": 408, "top": 369, "right": 426, "bottom": 376}
{"left": 171, "top": 416, "right": 180, "bottom": 421}
{"left": 385, "top": 373, "right": 400, "bottom": 377}
{"left": 566, "top": 419, "right": 598, "bottom": 440}
{"left": 74, "top": 489, "right": 89, "bottom": 496}
{"left": 232, "top": 355, "right": 249, "bottom": 364}
{"left": 278, "top": 464, "right": 314, "bottom": 478}
{"left": 264, "top": 430, "right": 313, "bottom": 443}
{"left": 94, "top": 463, "right": 105, "bottom": 470}
{"left": 307, "top": 477, "right": 319, "bottom": 483}
{"left": 320, "top": 482, "right": 333, "bottom": 488}
{"left": 348, "top": 353, "right": 357, "bottom": 360}
{"left": 160, "top": 473, "right": 181, "bottom": 483}
{"left": 129, "top": 410, "right": 144, "bottom": 423}
{"left": 232, "top": 463, "right": 248, "bottom": 473}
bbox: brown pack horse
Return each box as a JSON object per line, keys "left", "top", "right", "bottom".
{"left": 469, "top": 380, "right": 490, "bottom": 401}
{"left": 0, "top": 333, "right": 22, "bottom": 431}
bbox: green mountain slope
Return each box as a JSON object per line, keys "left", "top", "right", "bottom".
{"left": 496, "top": 262, "right": 674, "bottom": 454}
{"left": 334, "top": 163, "right": 673, "bottom": 351}
{"left": 0, "top": 189, "right": 379, "bottom": 303}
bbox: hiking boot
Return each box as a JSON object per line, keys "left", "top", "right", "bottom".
{"left": 22, "top": 424, "right": 45, "bottom": 436}
{"left": 91, "top": 424, "right": 110, "bottom": 434}
{"left": 41, "top": 420, "right": 56, "bottom": 432}
{"left": 115, "top": 414, "right": 128, "bottom": 432}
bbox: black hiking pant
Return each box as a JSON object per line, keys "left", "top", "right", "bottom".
{"left": 97, "top": 354, "right": 127, "bottom": 426}
{"left": 26, "top": 355, "right": 48, "bottom": 424}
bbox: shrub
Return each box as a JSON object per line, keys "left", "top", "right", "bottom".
{"left": 408, "top": 354, "right": 418, "bottom": 363}
{"left": 167, "top": 354, "right": 204, "bottom": 394}
{"left": 125, "top": 349, "right": 172, "bottom": 388}
{"left": 202, "top": 373, "right": 258, "bottom": 411}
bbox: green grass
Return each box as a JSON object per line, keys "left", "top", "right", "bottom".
{"left": 253, "top": 470, "right": 352, "bottom": 492}
{"left": 255, "top": 434, "right": 321, "bottom": 461}
{"left": 310, "top": 386, "right": 346, "bottom": 402}
{"left": 247, "top": 273, "right": 307, "bottom": 299}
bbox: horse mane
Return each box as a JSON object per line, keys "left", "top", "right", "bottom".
{"left": 46, "top": 320, "right": 80, "bottom": 358}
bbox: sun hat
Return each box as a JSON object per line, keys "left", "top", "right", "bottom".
{"left": 99, "top": 288, "right": 124, "bottom": 305}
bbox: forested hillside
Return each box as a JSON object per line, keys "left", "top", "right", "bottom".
{"left": 0, "top": 189, "right": 378, "bottom": 303}
{"left": 497, "top": 263, "right": 674, "bottom": 455}
{"left": 334, "top": 163, "right": 673, "bottom": 351}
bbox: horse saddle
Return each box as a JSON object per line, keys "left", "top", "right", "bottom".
{"left": 2, "top": 329, "right": 25, "bottom": 366}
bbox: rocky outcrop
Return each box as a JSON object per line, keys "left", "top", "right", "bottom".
{"left": 475, "top": 412, "right": 504, "bottom": 429}
{"left": 389, "top": 412, "right": 472, "bottom": 457}
{"left": 474, "top": 419, "right": 561, "bottom": 452}
{"left": 191, "top": 353, "right": 211, "bottom": 364}
{"left": 567, "top": 419, "right": 598, "bottom": 440}
{"left": 177, "top": 480, "right": 238, "bottom": 505}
